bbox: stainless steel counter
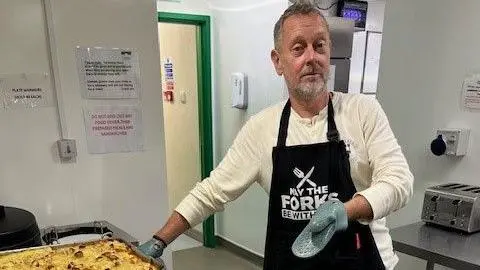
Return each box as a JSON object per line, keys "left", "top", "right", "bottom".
{"left": 390, "top": 222, "right": 480, "bottom": 270}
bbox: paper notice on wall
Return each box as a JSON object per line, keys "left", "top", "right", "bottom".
{"left": 84, "top": 106, "right": 144, "bottom": 154}
{"left": 463, "top": 74, "right": 480, "bottom": 109}
{"left": 163, "top": 57, "right": 175, "bottom": 83}
{"left": 162, "top": 57, "right": 175, "bottom": 102}
{"left": 75, "top": 47, "right": 141, "bottom": 99}
{"left": 0, "top": 73, "right": 53, "bottom": 108}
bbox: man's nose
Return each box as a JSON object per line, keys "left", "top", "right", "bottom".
{"left": 305, "top": 45, "right": 317, "bottom": 64}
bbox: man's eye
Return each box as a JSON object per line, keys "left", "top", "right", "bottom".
{"left": 315, "top": 45, "right": 326, "bottom": 53}
{"left": 316, "top": 41, "right": 326, "bottom": 50}
{"left": 292, "top": 45, "right": 304, "bottom": 54}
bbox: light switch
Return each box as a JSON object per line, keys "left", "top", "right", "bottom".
{"left": 180, "top": 91, "right": 187, "bottom": 104}
{"left": 57, "top": 139, "right": 77, "bottom": 162}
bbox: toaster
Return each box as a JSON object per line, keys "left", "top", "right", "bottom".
{"left": 421, "top": 183, "right": 480, "bottom": 233}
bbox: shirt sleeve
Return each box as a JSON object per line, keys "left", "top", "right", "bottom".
{"left": 355, "top": 96, "right": 414, "bottom": 220}
{"left": 175, "top": 117, "right": 262, "bottom": 227}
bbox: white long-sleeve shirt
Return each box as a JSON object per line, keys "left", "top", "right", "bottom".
{"left": 176, "top": 92, "right": 414, "bottom": 269}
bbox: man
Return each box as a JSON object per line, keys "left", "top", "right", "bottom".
{"left": 140, "top": 2, "right": 413, "bottom": 269}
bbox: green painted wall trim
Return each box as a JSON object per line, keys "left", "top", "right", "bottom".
{"left": 158, "top": 12, "right": 216, "bottom": 248}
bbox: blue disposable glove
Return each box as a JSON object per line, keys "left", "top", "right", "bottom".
{"left": 138, "top": 236, "right": 166, "bottom": 260}
{"left": 292, "top": 200, "right": 348, "bottom": 258}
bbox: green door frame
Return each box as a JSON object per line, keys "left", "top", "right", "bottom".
{"left": 157, "top": 12, "right": 216, "bottom": 248}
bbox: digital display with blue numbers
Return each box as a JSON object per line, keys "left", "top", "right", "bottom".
{"left": 342, "top": 8, "right": 366, "bottom": 22}
{"left": 340, "top": 1, "right": 368, "bottom": 28}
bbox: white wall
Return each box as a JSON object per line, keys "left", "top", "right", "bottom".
{"left": 212, "top": 0, "right": 288, "bottom": 256}
{"left": 157, "top": 0, "right": 211, "bottom": 15}
{"left": 378, "top": 0, "right": 480, "bottom": 269}
{"left": 0, "top": 1, "right": 171, "bottom": 267}
{"left": 49, "top": 0, "right": 170, "bottom": 242}
{"left": 0, "top": 0, "right": 82, "bottom": 225}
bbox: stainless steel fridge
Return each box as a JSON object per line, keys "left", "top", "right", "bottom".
{"left": 325, "top": 17, "right": 355, "bottom": 93}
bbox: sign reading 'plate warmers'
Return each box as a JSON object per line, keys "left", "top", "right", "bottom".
{"left": 0, "top": 74, "right": 53, "bottom": 108}
{"left": 75, "top": 47, "right": 141, "bottom": 99}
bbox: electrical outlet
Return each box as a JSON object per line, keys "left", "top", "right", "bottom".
{"left": 57, "top": 139, "right": 77, "bottom": 161}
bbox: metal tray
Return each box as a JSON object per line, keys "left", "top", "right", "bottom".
{"left": 0, "top": 237, "right": 165, "bottom": 269}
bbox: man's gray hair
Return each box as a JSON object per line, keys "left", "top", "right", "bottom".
{"left": 274, "top": 0, "right": 329, "bottom": 50}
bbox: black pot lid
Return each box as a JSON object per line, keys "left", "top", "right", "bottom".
{"left": 0, "top": 205, "right": 40, "bottom": 246}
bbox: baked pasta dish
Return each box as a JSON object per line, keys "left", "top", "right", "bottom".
{"left": 0, "top": 239, "right": 161, "bottom": 269}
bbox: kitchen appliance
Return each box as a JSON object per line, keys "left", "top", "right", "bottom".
{"left": 0, "top": 205, "right": 42, "bottom": 251}
{"left": 41, "top": 220, "right": 139, "bottom": 246}
{"left": 421, "top": 183, "right": 480, "bottom": 233}
{"left": 338, "top": 0, "right": 368, "bottom": 29}
{"left": 326, "top": 16, "right": 355, "bottom": 93}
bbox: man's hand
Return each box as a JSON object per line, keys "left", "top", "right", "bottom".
{"left": 138, "top": 236, "right": 166, "bottom": 260}
{"left": 344, "top": 194, "right": 373, "bottom": 221}
{"left": 292, "top": 200, "right": 348, "bottom": 258}
{"left": 308, "top": 200, "right": 348, "bottom": 232}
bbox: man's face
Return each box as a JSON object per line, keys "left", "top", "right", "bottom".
{"left": 271, "top": 13, "right": 331, "bottom": 101}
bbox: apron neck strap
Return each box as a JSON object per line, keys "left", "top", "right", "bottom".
{"left": 327, "top": 95, "right": 340, "bottom": 142}
{"left": 277, "top": 99, "right": 291, "bottom": 147}
{"left": 277, "top": 93, "right": 339, "bottom": 147}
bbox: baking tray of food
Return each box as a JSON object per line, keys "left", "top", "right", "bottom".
{"left": 0, "top": 237, "right": 165, "bottom": 269}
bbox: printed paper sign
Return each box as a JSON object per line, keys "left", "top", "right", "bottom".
{"left": 76, "top": 47, "right": 141, "bottom": 99}
{"left": 84, "top": 106, "right": 144, "bottom": 154}
{"left": 0, "top": 74, "right": 53, "bottom": 108}
{"left": 162, "top": 57, "right": 175, "bottom": 102}
{"left": 163, "top": 58, "right": 174, "bottom": 81}
{"left": 463, "top": 74, "right": 480, "bottom": 109}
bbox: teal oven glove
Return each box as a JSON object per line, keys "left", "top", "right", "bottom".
{"left": 292, "top": 200, "right": 348, "bottom": 258}
{"left": 138, "top": 236, "right": 166, "bottom": 260}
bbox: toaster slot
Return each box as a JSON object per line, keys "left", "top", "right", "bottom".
{"left": 440, "top": 183, "right": 462, "bottom": 188}
{"left": 451, "top": 184, "right": 468, "bottom": 190}
{"left": 462, "top": 187, "right": 479, "bottom": 192}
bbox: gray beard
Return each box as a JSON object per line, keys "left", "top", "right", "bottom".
{"left": 291, "top": 78, "right": 327, "bottom": 102}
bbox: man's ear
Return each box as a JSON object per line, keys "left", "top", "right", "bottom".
{"left": 271, "top": 49, "right": 283, "bottom": 76}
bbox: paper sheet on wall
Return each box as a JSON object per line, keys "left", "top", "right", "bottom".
{"left": 463, "top": 74, "right": 480, "bottom": 109}
{"left": 84, "top": 106, "right": 144, "bottom": 154}
{"left": 162, "top": 57, "right": 175, "bottom": 102}
{"left": 0, "top": 73, "right": 53, "bottom": 108}
{"left": 75, "top": 47, "right": 141, "bottom": 99}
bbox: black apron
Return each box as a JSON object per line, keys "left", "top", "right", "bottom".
{"left": 263, "top": 96, "right": 385, "bottom": 270}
